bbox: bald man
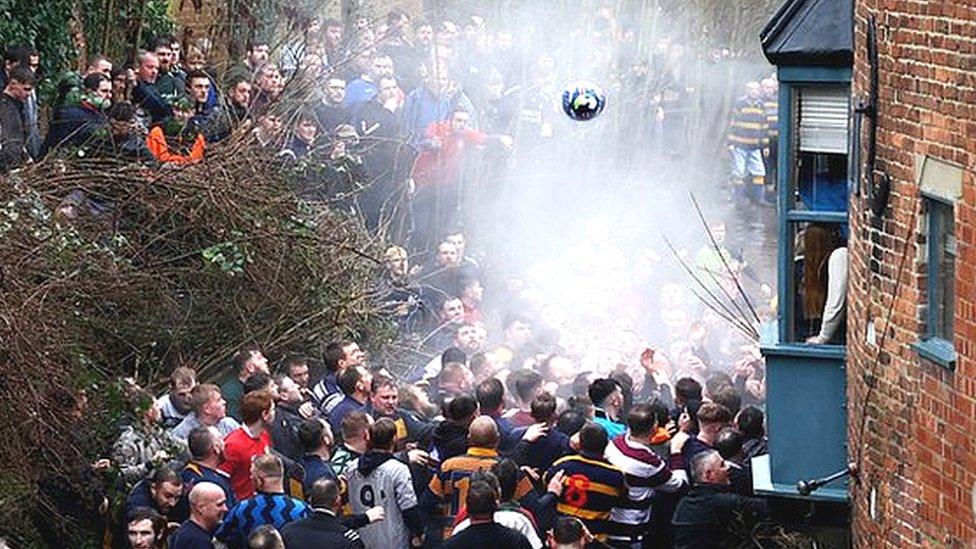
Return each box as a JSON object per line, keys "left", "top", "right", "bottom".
{"left": 423, "top": 415, "right": 532, "bottom": 542}
{"left": 469, "top": 415, "right": 500, "bottom": 447}
{"left": 169, "top": 481, "right": 227, "bottom": 548}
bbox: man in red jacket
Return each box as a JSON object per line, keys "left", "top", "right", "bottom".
{"left": 220, "top": 390, "right": 275, "bottom": 499}
{"left": 410, "top": 107, "right": 512, "bottom": 253}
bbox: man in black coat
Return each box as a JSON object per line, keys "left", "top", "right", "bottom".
{"left": 714, "top": 427, "right": 754, "bottom": 496}
{"left": 281, "top": 478, "right": 364, "bottom": 548}
{"left": 442, "top": 477, "right": 532, "bottom": 549}
{"left": 350, "top": 75, "right": 403, "bottom": 232}
{"left": 1, "top": 45, "right": 41, "bottom": 158}
{"left": 0, "top": 65, "right": 36, "bottom": 171}
{"left": 315, "top": 76, "right": 350, "bottom": 134}
{"left": 131, "top": 51, "right": 173, "bottom": 125}
{"left": 42, "top": 73, "right": 112, "bottom": 156}
{"left": 672, "top": 449, "right": 770, "bottom": 549}
{"left": 269, "top": 373, "right": 312, "bottom": 461}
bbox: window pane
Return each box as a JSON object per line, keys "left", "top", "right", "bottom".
{"left": 787, "top": 221, "right": 849, "bottom": 344}
{"left": 795, "top": 151, "right": 849, "bottom": 212}
{"left": 930, "top": 201, "right": 955, "bottom": 340}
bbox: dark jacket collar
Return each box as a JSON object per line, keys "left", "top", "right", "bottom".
{"left": 2, "top": 92, "right": 23, "bottom": 107}
{"left": 689, "top": 482, "right": 733, "bottom": 494}
{"left": 358, "top": 450, "right": 395, "bottom": 475}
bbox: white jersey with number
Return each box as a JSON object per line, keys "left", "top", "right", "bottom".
{"left": 345, "top": 456, "right": 417, "bottom": 549}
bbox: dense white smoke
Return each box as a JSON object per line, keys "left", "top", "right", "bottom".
{"left": 430, "top": 1, "right": 779, "bottom": 382}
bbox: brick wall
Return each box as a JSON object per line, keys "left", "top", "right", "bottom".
{"left": 849, "top": 1, "right": 976, "bottom": 546}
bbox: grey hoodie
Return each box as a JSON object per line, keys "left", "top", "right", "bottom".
{"left": 345, "top": 451, "right": 421, "bottom": 548}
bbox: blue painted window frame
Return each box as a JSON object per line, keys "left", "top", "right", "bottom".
{"left": 759, "top": 67, "right": 853, "bottom": 502}
{"left": 913, "top": 193, "right": 956, "bottom": 369}
{"left": 775, "top": 67, "right": 852, "bottom": 346}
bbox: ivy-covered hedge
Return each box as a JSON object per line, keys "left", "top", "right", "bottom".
{"left": 0, "top": 0, "right": 173, "bottom": 77}
{"left": 0, "top": 134, "right": 394, "bottom": 545}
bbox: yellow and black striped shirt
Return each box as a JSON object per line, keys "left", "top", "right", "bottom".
{"left": 545, "top": 453, "right": 627, "bottom": 538}
{"left": 429, "top": 447, "right": 533, "bottom": 517}
{"left": 727, "top": 96, "right": 770, "bottom": 149}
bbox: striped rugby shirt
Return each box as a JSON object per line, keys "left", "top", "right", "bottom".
{"left": 604, "top": 434, "right": 688, "bottom": 540}
{"left": 428, "top": 447, "right": 533, "bottom": 539}
{"left": 429, "top": 447, "right": 533, "bottom": 516}
{"left": 215, "top": 492, "right": 310, "bottom": 547}
{"left": 545, "top": 453, "right": 627, "bottom": 539}
{"left": 727, "top": 96, "right": 770, "bottom": 149}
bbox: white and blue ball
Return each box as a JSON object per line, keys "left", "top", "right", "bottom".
{"left": 561, "top": 81, "right": 607, "bottom": 121}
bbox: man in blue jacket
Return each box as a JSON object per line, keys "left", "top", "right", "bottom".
{"left": 178, "top": 427, "right": 236, "bottom": 518}
{"left": 42, "top": 73, "right": 112, "bottom": 156}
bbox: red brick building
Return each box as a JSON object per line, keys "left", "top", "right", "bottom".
{"left": 847, "top": 1, "right": 976, "bottom": 547}
{"left": 760, "top": 0, "right": 974, "bottom": 545}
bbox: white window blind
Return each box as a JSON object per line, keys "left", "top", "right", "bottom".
{"left": 798, "top": 87, "right": 850, "bottom": 154}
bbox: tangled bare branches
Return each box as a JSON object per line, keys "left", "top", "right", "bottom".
{"left": 0, "top": 135, "right": 394, "bottom": 543}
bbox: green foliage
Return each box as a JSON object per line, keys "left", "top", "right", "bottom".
{"left": 0, "top": 142, "right": 394, "bottom": 544}
{"left": 0, "top": 0, "right": 75, "bottom": 73}
{"left": 0, "top": 0, "right": 174, "bottom": 80}
{"left": 201, "top": 231, "right": 253, "bottom": 276}
{"left": 82, "top": 0, "right": 175, "bottom": 61}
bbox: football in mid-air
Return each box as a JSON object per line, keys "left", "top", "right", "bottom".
{"left": 562, "top": 82, "right": 607, "bottom": 121}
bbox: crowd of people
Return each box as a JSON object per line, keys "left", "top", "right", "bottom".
{"left": 5, "top": 4, "right": 786, "bottom": 549}
{"left": 95, "top": 340, "right": 770, "bottom": 549}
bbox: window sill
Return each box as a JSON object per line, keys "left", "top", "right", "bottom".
{"left": 761, "top": 342, "right": 846, "bottom": 360}
{"left": 913, "top": 338, "right": 956, "bottom": 370}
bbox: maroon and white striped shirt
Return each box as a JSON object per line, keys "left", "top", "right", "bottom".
{"left": 604, "top": 433, "right": 688, "bottom": 539}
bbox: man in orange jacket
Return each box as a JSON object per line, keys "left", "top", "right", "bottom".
{"left": 146, "top": 97, "right": 205, "bottom": 164}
